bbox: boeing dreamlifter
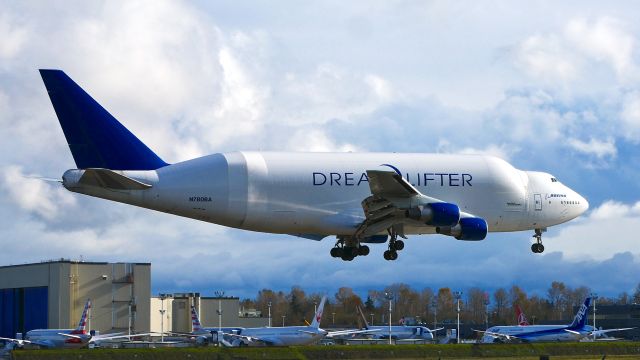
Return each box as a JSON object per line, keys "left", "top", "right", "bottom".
{"left": 40, "top": 70, "right": 589, "bottom": 261}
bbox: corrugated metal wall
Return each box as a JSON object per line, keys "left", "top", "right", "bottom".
{"left": 0, "top": 287, "right": 48, "bottom": 338}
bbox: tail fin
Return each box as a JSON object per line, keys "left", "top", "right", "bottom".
{"left": 357, "top": 305, "right": 370, "bottom": 329}
{"left": 73, "top": 299, "right": 91, "bottom": 334}
{"left": 39, "top": 69, "right": 167, "bottom": 170}
{"left": 191, "top": 305, "right": 203, "bottom": 332}
{"left": 515, "top": 304, "right": 529, "bottom": 326}
{"left": 568, "top": 297, "right": 591, "bottom": 329}
{"left": 310, "top": 296, "right": 327, "bottom": 329}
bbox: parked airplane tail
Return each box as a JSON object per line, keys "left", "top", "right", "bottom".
{"left": 72, "top": 299, "right": 91, "bottom": 334}
{"left": 515, "top": 304, "right": 529, "bottom": 326}
{"left": 39, "top": 69, "right": 167, "bottom": 171}
{"left": 310, "top": 296, "right": 327, "bottom": 329}
{"left": 356, "top": 305, "right": 370, "bottom": 329}
{"left": 568, "top": 297, "right": 591, "bottom": 330}
{"left": 191, "top": 305, "right": 203, "bottom": 332}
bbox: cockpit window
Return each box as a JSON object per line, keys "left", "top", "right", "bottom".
{"left": 551, "top": 178, "right": 558, "bottom": 182}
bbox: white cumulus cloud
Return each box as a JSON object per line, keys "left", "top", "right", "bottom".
{"left": 1, "top": 165, "right": 76, "bottom": 220}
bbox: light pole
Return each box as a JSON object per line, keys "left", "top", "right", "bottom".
{"left": 453, "top": 291, "right": 462, "bottom": 344}
{"left": 370, "top": 313, "right": 374, "bottom": 326}
{"left": 483, "top": 295, "right": 490, "bottom": 331}
{"left": 282, "top": 315, "right": 286, "bottom": 327}
{"left": 431, "top": 298, "right": 437, "bottom": 331}
{"left": 159, "top": 294, "right": 168, "bottom": 342}
{"left": 214, "top": 290, "right": 225, "bottom": 346}
{"left": 591, "top": 292, "right": 598, "bottom": 340}
{"left": 332, "top": 312, "right": 335, "bottom": 325}
{"left": 268, "top": 301, "right": 272, "bottom": 327}
{"left": 385, "top": 292, "right": 393, "bottom": 345}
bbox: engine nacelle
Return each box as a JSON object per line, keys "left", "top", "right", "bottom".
{"left": 406, "top": 202, "right": 460, "bottom": 227}
{"left": 436, "top": 217, "right": 488, "bottom": 241}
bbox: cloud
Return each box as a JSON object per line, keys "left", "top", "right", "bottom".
{"left": 550, "top": 200, "right": 640, "bottom": 261}
{"left": 0, "top": 13, "right": 29, "bottom": 61}
{"left": 1, "top": 165, "right": 76, "bottom": 220}
{"left": 567, "top": 137, "right": 617, "bottom": 159}
{"left": 513, "top": 16, "right": 639, "bottom": 91}
{"left": 1, "top": 2, "right": 640, "bottom": 300}
{"left": 565, "top": 17, "right": 635, "bottom": 78}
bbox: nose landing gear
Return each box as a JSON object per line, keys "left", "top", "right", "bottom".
{"left": 531, "top": 228, "right": 545, "bottom": 253}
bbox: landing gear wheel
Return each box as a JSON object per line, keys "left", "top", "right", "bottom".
{"left": 358, "top": 245, "right": 370, "bottom": 256}
{"left": 531, "top": 228, "right": 545, "bottom": 253}
{"left": 383, "top": 250, "right": 398, "bottom": 261}
{"left": 330, "top": 247, "right": 342, "bottom": 258}
{"left": 393, "top": 240, "right": 405, "bottom": 251}
{"left": 383, "top": 250, "right": 391, "bottom": 260}
{"left": 531, "top": 243, "right": 544, "bottom": 253}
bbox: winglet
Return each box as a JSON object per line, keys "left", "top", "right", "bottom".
{"left": 39, "top": 69, "right": 167, "bottom": 170}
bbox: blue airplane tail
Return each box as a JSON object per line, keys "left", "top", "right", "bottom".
{"left": 39, "top": 69, "right": 167, "bottom": 170}
{"left": 568, "top": 297, "right": 591, "bottom": 330}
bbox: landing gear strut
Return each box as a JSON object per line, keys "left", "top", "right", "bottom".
{"left": 330, "top": 236, "right": 370, "bottom": 261}
{"left": 383, "top": 228, "right": 405, "bottom": 261}
{"left": 531, "top": 228, "right": 545, "bottom": 253}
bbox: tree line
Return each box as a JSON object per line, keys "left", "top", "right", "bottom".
{"left": 239, "top": 282, "right": 640, "bottom": 327}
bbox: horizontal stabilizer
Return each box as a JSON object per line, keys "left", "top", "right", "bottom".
{"left": 79, "top": 169, "right": 152, "bottom": 190}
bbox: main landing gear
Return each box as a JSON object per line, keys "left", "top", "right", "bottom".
{"left": 330, "top": 236, "right": 370, "bottom": 261}
{"left": 531, "top": 228, "right": 545, "bottom": 253}
{"left": 383, "top": 228, "right": 405, "bottom": 261}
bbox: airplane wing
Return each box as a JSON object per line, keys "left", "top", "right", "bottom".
{"left": 325, "top": 328, "right": 382, "bottom": 338}
{"left": 591, "top": 327, "right": 635, "bottom": 337}
{"left": 0, "top": 337, "right": 31, "bottom": 346}
{"left": 473, "top": 329, "right": 518, "bottom": 342}
{"left": 90, "top": 332, "right": 153, "bottom": 342}
{"left": 355, "top": 170, "right": 479, "bottom": 238}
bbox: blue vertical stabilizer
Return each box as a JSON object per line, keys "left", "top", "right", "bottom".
{"left": 568, "top": 297, "right": 591, "bottom": 330}
{"left": 40, "top": 69, "right": 167, "bottom": 170}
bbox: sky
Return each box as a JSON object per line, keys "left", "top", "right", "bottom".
{"left": 1, "top": 0, "right": 639, "bottom": 301}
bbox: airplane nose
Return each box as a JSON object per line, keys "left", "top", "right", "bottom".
{"left": 579, "top": 194, "right": 589, "bottom": 215}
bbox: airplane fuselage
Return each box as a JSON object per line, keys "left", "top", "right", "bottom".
{"left": 367, "top": 325, "right": 434, "bottom": 340}
{"left": 24, "top": 329, "right": 88, "bottom": 349}
{"left": 62, "top": 152, "right": 588, "bottom": 238}
{"left": 481, "top": 324, "right": 593, "bottom": 343}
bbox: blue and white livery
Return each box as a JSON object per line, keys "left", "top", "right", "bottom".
{"left": 479, "top": 298, "right": 634, "bottom": 343}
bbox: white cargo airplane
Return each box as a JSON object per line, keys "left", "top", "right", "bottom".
{"left": 477, "top": 298, "right": 634, "bottom": 343}
{"left": 40, "top": 70, "right": 589, "bottom": 260}
{"left": 0, "top": 299, "right": 138, "bottom": 349}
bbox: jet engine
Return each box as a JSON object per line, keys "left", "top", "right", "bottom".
{"left": 436, "top": 217, "right": 488, "bottom": 241}
{"left": 406, "top": 203, "right": 460, "bottom": 227}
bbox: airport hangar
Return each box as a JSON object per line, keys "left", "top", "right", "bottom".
{"left": 0, "top": 260, "right": 268, "bottom": 339}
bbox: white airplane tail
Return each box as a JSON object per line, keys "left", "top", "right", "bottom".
{"left": 357, "top": 305, "right": 370, "bottom": 329}
{"left": 310, "top": 296, "right": 327, "bottom": 329}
